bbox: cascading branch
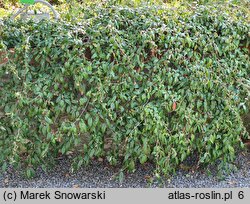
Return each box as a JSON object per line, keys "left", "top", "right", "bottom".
{"left": 0, "top": 3, "right": 249, "bottom": 178}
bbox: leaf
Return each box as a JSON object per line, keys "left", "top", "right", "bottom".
{"left": 2, "top": 162, "right": 7, "bottom": 171}
{"left": 45, "top": 116, "right": 53, "bottom": 125}
{"left": 26, "top": 168, "right": 35, "bottom": 178}
{"left": 128, "top": 160, "right": 135, "bottom": 171}
{"left": 140, "top": 155, "right": 147, "bottom": 164}
{"left": 61, "top": 146, "right": 66, "bottom": 154}
{"left": 228, "top": 146, "right": 234, "bottom": 155}
{"left": 118, "top": 171, "right": 124, "bottom": 184}
{"left": 79, "top": 120, "right": 87, "bottom": 133}
{"left": 172, "top": 102, "right": 177, "bottom": 111}
{"left": 87, "top": 116, "right": 93, "bottom": 127}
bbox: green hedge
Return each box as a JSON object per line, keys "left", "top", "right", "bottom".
{"left": 0, "top": 3, "right": 249, "bottom": 177}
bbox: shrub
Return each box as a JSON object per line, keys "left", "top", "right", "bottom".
{"left": 0, "top": 3, "right": 249, "bottom": 177}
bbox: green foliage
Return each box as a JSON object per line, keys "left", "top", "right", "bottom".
{"left": 0, "top": 2, "right": 249, "bottom": 177}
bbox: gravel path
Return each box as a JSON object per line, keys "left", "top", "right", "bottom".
{"left": 1, "top": 151, "right": 249, "bottom": 188}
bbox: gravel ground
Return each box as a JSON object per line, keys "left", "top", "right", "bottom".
{"left": 0, "top": 151, "right": 249, "bottom": 188}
